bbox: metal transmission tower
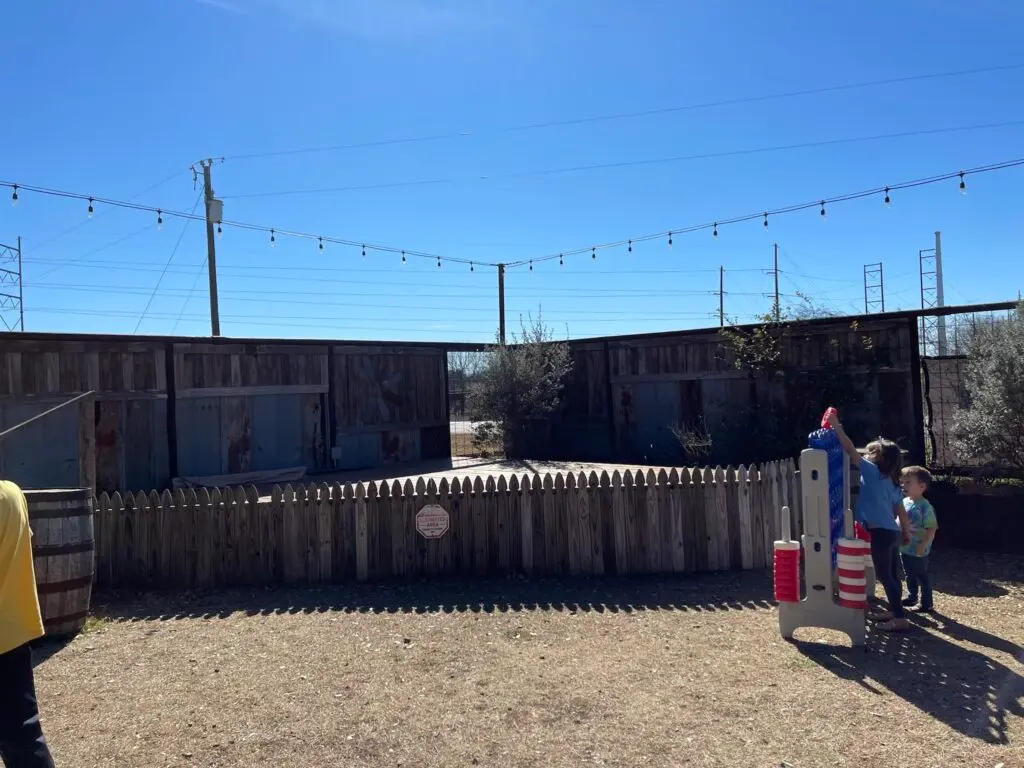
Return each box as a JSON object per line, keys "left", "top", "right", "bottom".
{"left": 919, "top": 231, "right": 947, "bottom": 356}
{"left": 0, "top": 237, "right": 23, "bottom": 331}
{"left": 863, "top": 262, "right": 885, "bottom": 313}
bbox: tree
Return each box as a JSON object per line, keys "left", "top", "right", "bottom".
{"left": 952, "top": 303, "right": 1024, "bottom": 470}
{"left": 471, "top": 313, "right": 574, "bottom": 458}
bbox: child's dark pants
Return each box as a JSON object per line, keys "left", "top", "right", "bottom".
{"left": 868, "top": 528, "right": 905, "bottom": 618}
{"left": 0, "top": 642, "right": 55, "bottom": 767}
{"left": 902, "top": 554, "right": 933, "bottom": 609}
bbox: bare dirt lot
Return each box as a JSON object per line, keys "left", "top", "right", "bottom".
{"left": 34, "top": 550, "right": 1023, "bottom": 767}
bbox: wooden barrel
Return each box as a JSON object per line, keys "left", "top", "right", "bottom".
{"left": 24, "top": 488, "right": 95, "bottom": 638}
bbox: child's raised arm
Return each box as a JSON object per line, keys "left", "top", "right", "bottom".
{"left": 826, "top": 412, "right": 861, "bottom": 467}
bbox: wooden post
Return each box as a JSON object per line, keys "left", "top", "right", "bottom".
{"left": 78, "top": 396, "right": 96, "bottom": 496}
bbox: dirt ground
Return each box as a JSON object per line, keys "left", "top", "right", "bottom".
{"left": 33, "top": 550, "right": 1023, "bottom": 768}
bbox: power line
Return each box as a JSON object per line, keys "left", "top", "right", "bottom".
{"left": 222, "top": 119, "right": 1024, "bottom": 199}
{"left": 220, "top": 62, "right": 1024, "bottom": 162}
{"left": 31, "top": 224, "right": 158, "bottom": 281}
{"left": 133, "top": 190, "right": 203, "bottom": 334}
{"left": 504, "top": 156, "right": 1024, "bottom": 269}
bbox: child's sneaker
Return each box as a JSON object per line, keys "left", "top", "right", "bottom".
{"left": 901, "top": 596, "right": 918, "bottom": 607}
{"left": 868, "top": 610, "right": 893, "bottom": 622}
{"left": 912, "top": 605, "right": 934, "bottom": 614}
{"left": 878, "top": 617, "right": 911, "bottom": 632}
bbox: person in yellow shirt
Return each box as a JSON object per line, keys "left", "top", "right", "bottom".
{"left": 0, "top": 480, "right": 55, "bottom": 767}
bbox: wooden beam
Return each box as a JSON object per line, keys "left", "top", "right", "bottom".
{"left": 176, "top": 384, "right": 329, "bottom": 399}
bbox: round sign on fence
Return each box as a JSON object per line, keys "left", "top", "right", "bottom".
{"left": 415, "top": 504, "right": 450, "bottom": 539}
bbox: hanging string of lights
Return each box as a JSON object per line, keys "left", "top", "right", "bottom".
{"left": 5, "top": 155, "right": 1023, "bottom": 275}
{"left": 1, "top": 179, "right": 483, "bottom": 268}
{"left": 502, "top": 157, "right": 1024, "bottom": 270}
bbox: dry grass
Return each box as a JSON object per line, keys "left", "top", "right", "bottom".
{"left": 34, "top": 550, "right": 1023, "bottom": 767}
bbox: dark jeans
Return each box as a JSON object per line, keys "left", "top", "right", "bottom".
{"left": 869, "top": 527, "right": 905, "bottom": 618}
{"left": 0, "top": 643, "right": 55, "bottom": 768}
{"left": 902, "top": 553, "right": 934, "bottom": 608}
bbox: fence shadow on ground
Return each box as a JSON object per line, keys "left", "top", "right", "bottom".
{"left": 91, "top": 570, "right": 776, "bottom": 623}
{"left": 793, "top": 617, "right": 1024, "bottom": 745}
{"left": 931, "top": 550, "right": 1022, "bottom": 598}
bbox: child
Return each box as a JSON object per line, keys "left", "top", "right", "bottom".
{"left": 899, "top": 466, "right": 938, "bottom": 613}
{"left": 826, "top": 412, "right": 912, "bottom": 632}
{"left": 0, "top": 480, "right": 56, "bottom": 767}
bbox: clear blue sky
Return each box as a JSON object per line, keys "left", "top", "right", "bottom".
{"left": 2, "top": 0, "right": 1022, "bottom": 342}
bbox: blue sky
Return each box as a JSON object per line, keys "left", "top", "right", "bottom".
{"left": 1, "top": 0, "right": 1022, "bottom": 342}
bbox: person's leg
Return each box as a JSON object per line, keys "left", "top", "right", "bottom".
{"left": 869, "top": 529, "right": 905, "bottom": 620}
{"left": 917, "top": 556, "right": 934, "bottom": 610}
{"left": 902, "top": 554, "right": 921, "bottom": 606}
{"left": 0, "top": 643, "right": 56, "bottom": 768}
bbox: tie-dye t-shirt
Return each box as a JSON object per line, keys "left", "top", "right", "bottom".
{"left": 899, "top": 497, "right": 938, "bottom": 556}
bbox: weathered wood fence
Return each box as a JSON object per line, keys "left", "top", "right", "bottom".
{"left": 93, "top": 461, "right": 803, "bottom": 589}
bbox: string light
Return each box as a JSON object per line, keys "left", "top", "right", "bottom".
{"left": 713, "top": 223, "right": 718, "bottom": 238}
{"left": 401, "top": 250, "right": 406, "bottom": 264}
{"left": 269, "top": 228, "right": 276, "bottom": 247}
{"left": 529, "top": 260, "right": 533, "bottom": 271}
{"left": 217, "top": 223, "right": 223, "bottom": 237}
{"left": 361, "top": 245, "right": 366, "bottom": 258}
{"left": 884, "top": 187, "right": 891, "bottom": 207}
{"left": 592, "top": 247, "right": 596, "bottom": 260}
{"left": 559, "top": 253, "right": 563, "bottom": 267}
{"left": 763, "top": 212, "right": 768, "bottom": 228}
{"left": 318, "top": 236, "right": 324, "bottom": 252}
{"left": 10, "top": 184, "right": 17, "bottom": 206}
{"left": 87, "top": 197, "right": 94, "bottom": 218}
{"left": 469, "top": 261, "right": 473, "bottom": 272}
{"left": 959, "top": 171, "right": 967, "bottom": 194}
{"left": 819, "top": 201, "right": 826, "bottom": 218}
{"left": 668, "top": 231, "right": 673, "bottom": 248}
{"left": 156, "top": 209, "right": 163, "bottom": 229}
{"left": 627, "top": 240, "right": 632, "bottom": 254}
{"left": 437, "top": 256, "right": 441, "bottom": 268}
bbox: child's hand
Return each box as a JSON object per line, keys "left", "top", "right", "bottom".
{"left": 826, "top": 411, "right": 841, "bottom": 430}
{"left": 901, "top": 527, "right": 912, "bottom": 546}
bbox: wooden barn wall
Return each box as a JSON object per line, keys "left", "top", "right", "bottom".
{"left": 551, "top": 317, "right": 921, "bottom": 465}
{"left": 330, "top": 345, "right": 449, "bottom": 471}
{"left": 0, "top": 335, "right": 451, "bottom": 492}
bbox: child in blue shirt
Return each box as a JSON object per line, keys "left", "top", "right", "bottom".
{"left": 826, "top": 412, "right": 912, "bottom": 631}
{"left": 899, "top": 466, "right": 939, "bottom": 613}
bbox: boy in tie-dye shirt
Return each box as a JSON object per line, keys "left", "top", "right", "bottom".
{"left": 899, "top": 466, "right": 939, "bottom": 613}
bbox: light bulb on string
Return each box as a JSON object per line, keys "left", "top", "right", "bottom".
{"left": 470, "top": 261, "right": 474, "bottom": 272}
{"left": 819, "top": 201, "right": 826, "bottom": 219}
{"left": 529, "top": 260, "right": 533, "bottom": 272}
{"left": 10, "top": 185, "right": 17, "bottom": 206}
{"left": 763, "top": 213, "right": 768, "bottom": 229}
{"left": 217, "top": 224, "right": 223, "bottom": 238}
{"left": 157, "top": 210, "right": 164, "bottom": 230}
{"left": 559, "top": 254, "right": 564, "bottom": 267}
{"left": 592, "top": 247, "right": 596, "bottom": 260}
{"left": 88, "top": 198, "right": 94, "bottom": 218}
{"left": 361, "top": 245, "right": 366, "bottom": 258}
{"left": 713, "top": 223, "right": 718, "bottom": 238}
{"left": 436, "top": 256, "right": 441, "bottom": 269}
{"left": 959, "top": 171, "right": 967, "bottom": 194}
{"left": 627, "top": 240, "right": 632, "bottom": 254}
{"left": 269, "top": 228, "right": 276, "bottom": 247}
{"left": 401, "top": 251, "right": 406, "bottom": 264}
{"left": 318, "top": 237, "right": 324, "bottom": 252}
{"left": 884, "top": 187, "right": 891, "bottom": 207}
{"left": 668, "top": 231, "right": 673, "bottom": 248}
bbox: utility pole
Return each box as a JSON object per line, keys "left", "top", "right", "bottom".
{"left": 718, "top": 265, "right": 725, "bottom": 327}
{"left": 201, "top": 160, "right": 222, "bottom": 337}
{"left": 773, "top": 242, "right": 780, "bottom": 322}
{"left": 17, "top": 236, "right": 23, "bottom": 331}
{"left": 497, "top": 263, "right": 506, "bottom": 345}
{"left": 934, "top": 231, "right": 948, "bottom": 355}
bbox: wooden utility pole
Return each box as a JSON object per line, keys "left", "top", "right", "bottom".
{"left": 718, "top": 265, "right": 724, "bottom": 327}
{"left": 773, "top": 242, "right": 780, "bottom": 322}
{"left": 202, "top": 160, "right": 222, "bottom": 337}
{"left": 497, "top": 263, "right": 506, "bottom": 344}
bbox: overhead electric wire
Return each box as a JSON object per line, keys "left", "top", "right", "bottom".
{"left": 132, "top": 190, "right": 202, "bottom": 334}
{"left": 221, "top": 62, "right": 1024, "bottom": 162}
{"left": 222, "top": 119, "right": 1024, "bottom": 199}
{"left": 503, "top": 157, "right": 1024, "bottom": 269}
